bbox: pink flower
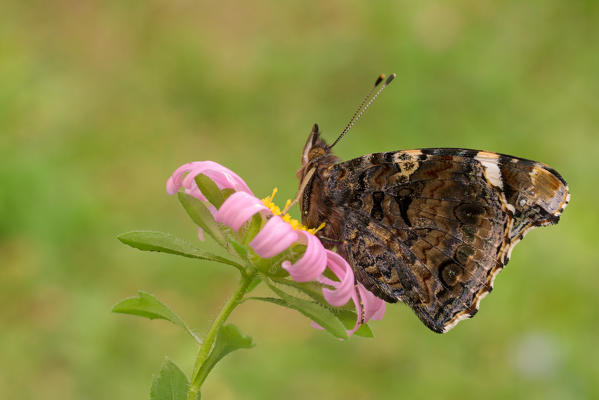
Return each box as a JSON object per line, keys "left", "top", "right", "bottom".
{"left": 167, "top": 161, "right": 386, "bottom": 336}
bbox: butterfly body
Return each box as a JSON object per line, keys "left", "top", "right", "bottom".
{"left": 298, "top": 124, "right": 569, "bottom": 333}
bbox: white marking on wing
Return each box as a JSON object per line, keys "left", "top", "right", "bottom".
{"left": 475, "top": 152, "right": 504, "bottom": 190}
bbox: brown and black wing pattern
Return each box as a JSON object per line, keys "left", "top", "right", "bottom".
{"left": 317, "top": 148, "right": 569, "bottom": 333}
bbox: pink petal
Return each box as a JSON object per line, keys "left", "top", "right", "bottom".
{"left": 166, "top": 161, "right": 253, "bottom": 200}
{"left": 215, "top": 192, "right": 271, "bottom": 231}
{"left": 358, "top": 284, "right": 386, "bottom": 322}
{"left": 250, "top": 216, "right": 298, "bottom": 258}
{"left": 371, "top": 300, "right": 386, "bottom": 321}
{"left": 310, "top": 321, "right": 325, "bottom": 331}
{"left": 167, "top": 162, "right": 205, "bottom": 195}
{"left": 281, "top": 231, "right": 327, "bottom": 282}
{"left": 319, "top": 250, "right": 355, "bottom": 307}
{"left": 346, "top": 284, "right": 387, "bottom": 336}
{"left": 184, "top": 186, "right": 207, "bottom": 200}
{"left": 348, "top": 297, "right": 364, "bottom": 336}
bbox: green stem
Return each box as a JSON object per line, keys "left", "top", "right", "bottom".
{"left": 187, "top": 268, "right": 256, "bottom": 400}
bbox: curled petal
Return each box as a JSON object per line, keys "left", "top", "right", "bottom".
{"left": 347, "top": 284, "right": 387, "bottom": 336}
{"left": 167, "top": 162, "right": 206, "bottom": 195}
{"left": 358, "top": 284, "right": 386, "bottom": 321}
{"left": 184, "top": 185, "right": 207, "bottom": 200}
{"left": 371, "top": 298, "right": 386, "bottom": 321}
{"left": 215, "top": 192, "right": 271, "bottom": 231}
{"left": 181, "top": 166, "right": 251, "bottom": 194}
{"left": 319, "top": 251, "right": 355, "bottom": 307}
{"left": 166, "top": 161, "right": 253, "bottom": 199}
{"left": 282, "top": 231, "right": 327, "bottom": 282}
{"left": 250, "top": 216, "right": 298, "bottom": 258}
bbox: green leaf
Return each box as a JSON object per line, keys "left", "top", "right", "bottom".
{"left": 112, "top": 291, "right": 184, "bottom": 325}
{"left": 228, "top": 238, "right": 249, "bottom": 261}
{"left": 117, "top": 231, "right": 244, "bottom": 272}
{"left": 177, "top": 192, "right": 226, "bottom": 246}
{"left": 251, "top": 245, "right": 304, "bottom": 277}
{"left": 245, "top": 275, "right": 262, "bottom": 294}
{"left": 269, "top": 277, "right": 330, "bottom": 304}
{"left": 112, "top": 291, "right": 200, "bottom": 343}
{"left": 194, "top": 174, "right": 224, "bottom": 208}
{"left": 353, "top": 323, "right": 374, "bottom": 338}
{"left": 241, "top": 213, "right": 263, "bottom": 244}
{"left": 246, "top": 296, "right": 287, "bottom": 307}
{"left": 194, "top": 324, "right": 254, "bottom": 387}
{"left": 150, "top": 359, "right": 189, "bottom": 400}
{"left": 249, "top": 296, "right": 373, "bottom": 338}
{"left": 273, "top": 277, "right": 375, "bottom": 338}
{"left": 221, "top": 188, "right": 235, "bottom": 199}
{"left": 336, "top": 309, "right": 374, "bottom": 338}
{"left": 265, "top": 282, "right": 348, "bottom": 339}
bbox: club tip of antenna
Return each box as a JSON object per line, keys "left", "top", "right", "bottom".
{"left": 385, "top": 73, "right": 396, "bottom": 85}
{"left": 374, "top": 74, "right": 385, "bottom": 87}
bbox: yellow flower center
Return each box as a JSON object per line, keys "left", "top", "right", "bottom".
{"left": 261, "top": 188, "right": 325, "bottom": 235}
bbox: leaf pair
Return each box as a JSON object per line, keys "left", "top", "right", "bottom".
{"left": 115, "top": 293, "right": 254, "bottom": 400}
{"left": 149, "top": 323, "right": 254, "bottom": 400}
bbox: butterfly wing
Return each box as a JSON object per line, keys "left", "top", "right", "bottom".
{"left": 319, "top": 149, "right": 569, "bottom": 333}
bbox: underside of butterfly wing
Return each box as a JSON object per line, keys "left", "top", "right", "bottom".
{"left": 301, "top": 147, "right": 569, "bottom": 333}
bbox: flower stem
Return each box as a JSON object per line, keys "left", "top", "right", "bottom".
{"left": 187, "top": 268, "right": 256, "bottom": 400}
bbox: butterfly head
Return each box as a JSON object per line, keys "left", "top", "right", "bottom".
{"left": 298, "top": 123, "right": 339, "bottom": 180}
{"left": 295, "top": 124, "right": 341, "bottom": 231}
{"left": 301, "top": 123, "right": 330, "bottom": 165}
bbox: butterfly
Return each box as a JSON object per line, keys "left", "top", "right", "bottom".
{"left": 295, "top": 74, "right": 570, "bottom": 333}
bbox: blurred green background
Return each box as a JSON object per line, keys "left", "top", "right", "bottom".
{"left": 1, "top": 1, "right": 598, "bottom": 399}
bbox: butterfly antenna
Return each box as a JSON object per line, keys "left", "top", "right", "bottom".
{"left": 340, "top": 74, "right": 384, "bottom": 134}
{"left": 329, "top": 73, "right": 396, "bottom": 149}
